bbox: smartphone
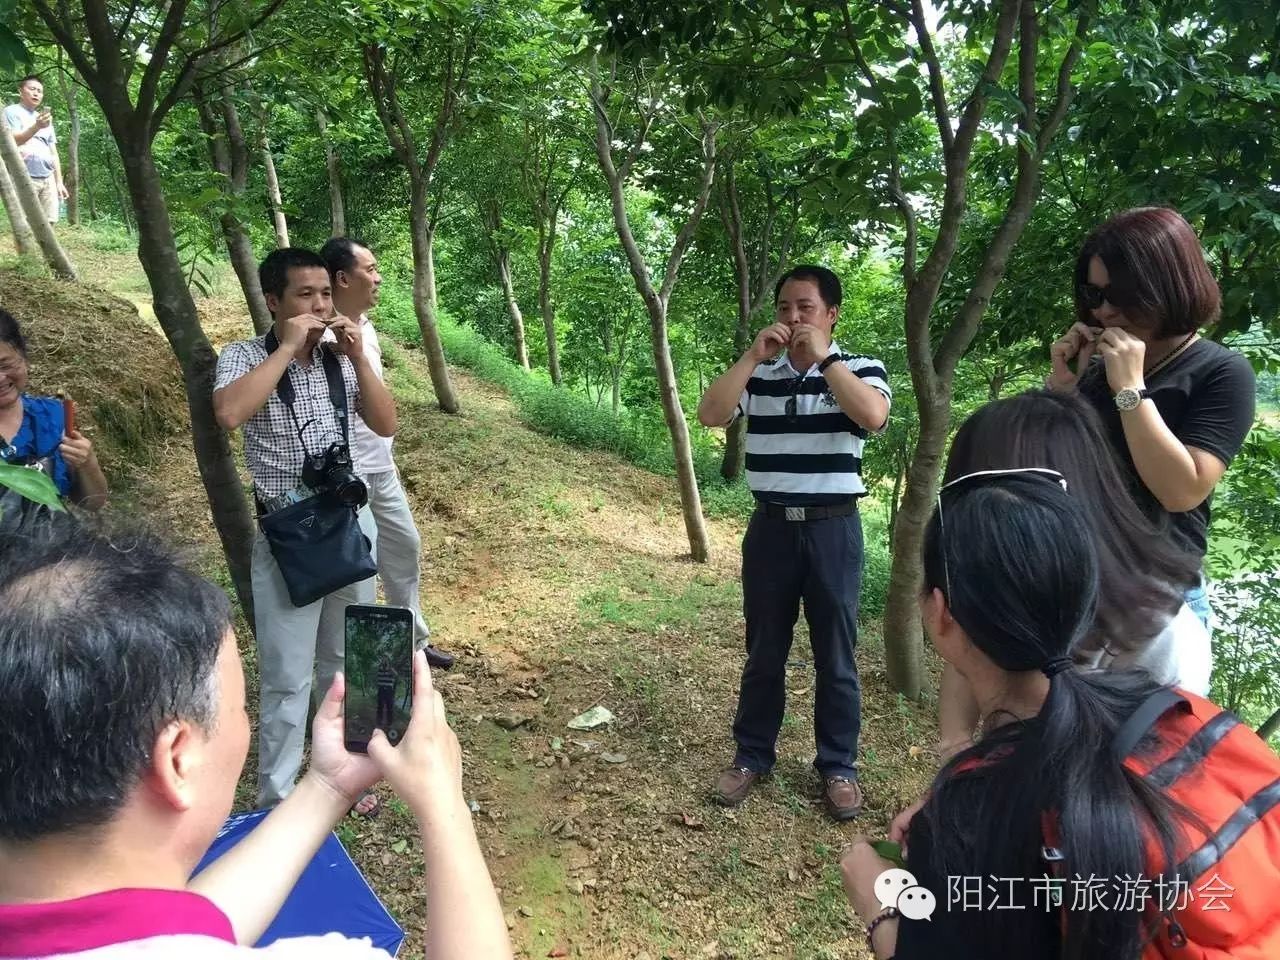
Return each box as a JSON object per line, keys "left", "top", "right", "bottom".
{"left": 60, "top": 394, "right": 76, "bottom": 434}
{"left": 344, "top": 604, "right": 414, "bottom": 753}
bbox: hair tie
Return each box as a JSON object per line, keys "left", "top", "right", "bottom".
{"left": 1042, "top": 656, "right": 1073, "bottom": 679}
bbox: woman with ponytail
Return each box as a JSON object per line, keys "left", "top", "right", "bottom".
{"left": 844, "top": 472, "right": 1183, "bottom": 959}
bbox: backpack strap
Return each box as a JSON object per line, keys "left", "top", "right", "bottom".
{"left": 1113, "top": 688, "right": 1189, "bottom": 761}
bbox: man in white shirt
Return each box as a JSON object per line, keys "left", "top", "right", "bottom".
{"left": 321, "top": 237, "right": 455, "bottom": 671}
{"left": 3, "top": 75, "right": 67, "bottom": 223}
{"left": 0, "top": 521, "right": 512, "bottom": 959}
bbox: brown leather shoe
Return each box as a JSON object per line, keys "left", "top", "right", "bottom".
{"left": 824, "top": 776, "right": 863, "bottom": 821}
{"left": 714, "top": 766, "right": 762, "bottom": 807}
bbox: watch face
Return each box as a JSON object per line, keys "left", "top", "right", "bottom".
{"left": 1115, "top": 388, "right": 1140, "bottom": 411}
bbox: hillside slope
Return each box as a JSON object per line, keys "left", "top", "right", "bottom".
{"left": 0, "top": 236, "right": 935, "bottom": 960}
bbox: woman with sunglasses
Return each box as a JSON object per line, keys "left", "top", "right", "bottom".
{"left": 887, "top": 392, "right": 1210, "bottom": 855}
{"left": 839, "top": 471, "right": 1280, "bottom": 960}
{"left": 0, "top": 307, "right": 107, "bottom": 523}
{"left": 1046, "top": 207, "right": 1256, "bottom": 627}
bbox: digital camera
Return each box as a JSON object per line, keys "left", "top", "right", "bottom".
{"left": 302, "top": 442, "right": 367, "bottom": 508}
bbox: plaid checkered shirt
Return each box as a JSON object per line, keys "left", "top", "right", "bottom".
{"left": 214, "top": 334, "right": 364, "bottom": 500}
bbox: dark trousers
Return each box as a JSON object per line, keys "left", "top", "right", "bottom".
{"left": 732, "top": 509, "right": 863, "bottom": 779}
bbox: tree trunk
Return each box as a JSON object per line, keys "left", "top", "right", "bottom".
{"left": 496, "top": 248, "right": 530, "bottom": 370}
{"left": 409, "top": 178, "right": 459, "bottom": 412}
{"left": 647, "top": 298, "right": 712, "bottom": 562}
{"left": 316, "top": 109, "right": 346, "bottom": 238}
{"left": 104, "top": 140, "right": 131, "bottom": 233}
{"left": 0, "top": 127, "right": 77, "bottom": 279}
{"left": 424, "top": 219, "right": 439, "bottom": 312}
{"left": 719, "top": 297, "right": 752, "bottom": 480}
{"left": 224, "top": 213, "right": 271, "bottom": 334}
{"left": 262, "top": 136, "right": 289, "bottom": 248}
{"left": 119, "top": 141, "right": 257, "bottom": 627}
{"left": 83, "top": 165, "right": 97, "bottom": 220}
{"left": 539, "top": 241, "right": 561, "bottom": 385}
{"left": 611, "top": 369, "right": 620, "bottom": 415}
{"left": 53, "top": 62, "right": 81, "bottom": 226}
{"left": 881, "top": 386, "right": 951, "bottom": 700}
{"left": 1258, "top": 706, "right": 1280, "bottom": 742}
{"left": 0, "top": 153, "right": 38, "bottom": 257}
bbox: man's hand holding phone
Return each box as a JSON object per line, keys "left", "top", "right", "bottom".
{"left": 367, "top": 650, "right": 466, "bottom": 825}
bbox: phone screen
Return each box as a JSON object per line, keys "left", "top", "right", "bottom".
{"left": 344, "top": 604, "right": 414, "bottom": 753}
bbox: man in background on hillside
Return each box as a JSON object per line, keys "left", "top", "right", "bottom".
{"left": 321, "top": 237, "right": 456, "bottom": 671}
{"left": 3, "top": 75, "right": 67, "bottom": 223}
{"left": 213, "top": 247, "right": 397, "bottom": 810}
{"left": 696, "top": 265, "right": 891, "bottom": 822}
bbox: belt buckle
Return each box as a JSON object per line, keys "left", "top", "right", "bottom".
{"left": 784, "top": 506, "right": 805, "bottom": 522}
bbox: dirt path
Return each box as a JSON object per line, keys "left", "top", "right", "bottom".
{"left": 9, "top": 230, "right": 940, "bottom": 959}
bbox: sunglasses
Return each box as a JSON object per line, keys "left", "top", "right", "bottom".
{"left": 784, "top": 372, "right": 806, "bottom": 422}
{"left": 1077, "top": 281, "right": 1135, "bottom": 311}
{"left": 935, "top": 468, "right": 1069, "bottom": 602}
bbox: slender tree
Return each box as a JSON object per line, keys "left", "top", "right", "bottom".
{"left": 0, "top": 125, "right": 76, "bottom": 278}
{"left": 28, "top": 0, "right": 286, "bottom": 625}
{"left": 589, "top": 55, "right": 718, "bottom": 562}
{"left": 0, "top": 148, "right": 38, "bottom": 257}
{"left": 316, "top": 107, "right": 346, "bottom": 237}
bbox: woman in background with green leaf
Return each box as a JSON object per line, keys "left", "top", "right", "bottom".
{"left": 0, "top": 307, "right": 107, "bottom": 527}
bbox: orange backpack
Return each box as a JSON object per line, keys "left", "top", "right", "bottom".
{"left": 1116, "top": 689, "right": 1280, "bottom": 958}
{"left": 1036, "top": 689, "right": 1280, "bottom": 958}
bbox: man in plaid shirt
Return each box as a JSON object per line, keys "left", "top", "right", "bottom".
{"left": 214, "top": 248, "right": 397, "bottom": 808}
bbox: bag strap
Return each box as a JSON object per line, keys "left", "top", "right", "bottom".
{"left": 1113, "top": 688, "right": 1189, "bottom": 761}
{"left": 263, "top": 328, "right": 351, "bottom": 448}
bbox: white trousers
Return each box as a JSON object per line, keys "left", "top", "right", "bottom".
{"left": 252, "top": 506, "right": 377, "bottom": 806}
{"left": 365, "top": 468, "right": 431, "bottom": 643}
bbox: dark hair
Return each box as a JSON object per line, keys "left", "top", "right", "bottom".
{"left": 18, "top": 75, "right": 41, "bottom": 88}
{"left": 774, "top": 264, "right": 842, "bottom": 309}
{"left": 0, "top": 520, "right": 232, "bottom": 842}
{"left": 319, "top": 237, "right": 368, "bottom": 284}
{"left": 0, "top": 306, "right": 28, "bottom": 357}
{"left": 258, "top": 247, "right": 328, "bottom": 302}
{"left": 921, "top": 475, "right": 1187, "bottom": 960}
{"left": 1075, "top": 207, "right": 1221, "bottom": 337}
{"left": 945, "top": 390, "right": 1198, "bottom": 660}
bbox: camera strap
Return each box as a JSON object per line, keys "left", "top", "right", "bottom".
{"left": 263, "top": 328, "right": 351, "bottom": 450}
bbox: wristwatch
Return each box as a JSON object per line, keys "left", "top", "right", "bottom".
{"left": 818, "top": 352, "right": 841, "bottom": 374}
{"left": 1114, "top": 386, "right": 1151, "bottom": 411}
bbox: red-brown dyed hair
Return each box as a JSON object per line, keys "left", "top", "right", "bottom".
{"left": 1074, "top": 207, "right": 1221, "bottom": 337}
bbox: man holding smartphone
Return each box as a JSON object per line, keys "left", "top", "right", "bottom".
{"left": 0, "top": 522, "right": 513, "bottom": 960}
{"left": 321, "top": 237, "right": 456, "bottom": 670}
{"left": 214, "top": 247, "right": 397, "bottom": 809}
{"left": 4, "top": 75, "right": 67, "bottom": 223}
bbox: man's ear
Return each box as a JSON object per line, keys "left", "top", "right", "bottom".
{"left": 335, "top": 270, "right": 350, "bottom": 290}
{"left": 147, "top": 719, "right": 204, "bottom": 812}
{"left": 264, "top": 292, "right": 280, "bottom": 316}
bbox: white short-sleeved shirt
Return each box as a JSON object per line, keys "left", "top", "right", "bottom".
{"left": 3, "top": 103, "right": 56, "bottom": 179}
{"left": 350, "top": 315, "right": 395, "bottom": 476}
{"left": 732, "top": 341, "right": 891, "bottom": 505}
{"left": 1081, "top": 603, "right": 1212, "bottom": 695}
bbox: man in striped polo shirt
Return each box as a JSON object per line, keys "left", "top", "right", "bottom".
{"left": 697, "top": 265, "right": 891, "bottom": 821}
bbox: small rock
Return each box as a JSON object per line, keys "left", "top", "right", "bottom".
{"left": 493, "top": 715, "right": 531, "bottom": 731}
{"left": 505, "top": 914, "right": 516, "bottom": 930}
{"left": 568, "top": 879, "right": 586, "bottom": 895}
{"left": 518, "top": 905, "right": 534, "bottom": 918}
{"left": 550, "top": 737, "right": 564, "bottom": 752}
{"left": 601, "top": 752, "right": 628, "bottom": 764}
{"left": 567, "top": 706, "right": 614, "bottom": 730}
{"left": 468, "top": 799, "right": 482, "bottom": 814}
{"left": 557, "top": 755, "right": 570, "bottom": 769}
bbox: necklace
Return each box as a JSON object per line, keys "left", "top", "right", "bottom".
{"left": 1144, "top": 331, "right": 1197, "bottom": 380}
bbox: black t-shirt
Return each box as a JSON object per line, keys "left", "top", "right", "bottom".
{"left": 1077, "top": 338, "right": 1256, "bottom": 559}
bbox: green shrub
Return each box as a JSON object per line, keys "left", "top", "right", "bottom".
{"left": 859, "top": 499, "right": 893, "bottom": 622}
{"left": 375, "top": 279, "right": 758, "bottom": 518}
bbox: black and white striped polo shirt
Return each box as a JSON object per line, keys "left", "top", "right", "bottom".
{"left": 732, "top": 344, "right": 891, "bottom": 505}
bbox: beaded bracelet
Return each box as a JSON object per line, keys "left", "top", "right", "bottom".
{"left": 866, "top": 905, "right": 900, "bottom": 953}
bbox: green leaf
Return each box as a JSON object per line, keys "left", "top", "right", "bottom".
{"left": 0, "top": 462, "right": 66, "bottom": 512}
{"left": 390, "top": 837, "right": 408, "bottom": 854}
{"left": 0, "top": 23, "right": 30, "bottom": 75}
{"left": 871, "top": 840, "right": 906, "bottom": 869}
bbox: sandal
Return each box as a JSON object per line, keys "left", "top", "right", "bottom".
{"left": 349, "top": 790, "right": 381, "bottom": 819}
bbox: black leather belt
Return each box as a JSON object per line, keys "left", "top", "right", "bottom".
{"left": 758, "top": 501, "right": 857, "bottom": 521}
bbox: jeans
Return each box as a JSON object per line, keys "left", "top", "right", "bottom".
{"left": 1185, "top": 579, "right": 1212, "bottom": 631}
{"left": 732, "top": 509, "right": 864, "bottom": 779}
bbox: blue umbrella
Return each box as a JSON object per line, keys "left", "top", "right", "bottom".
{"left": 192, "top": 809, "right": 405, "bottom": 954}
